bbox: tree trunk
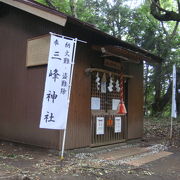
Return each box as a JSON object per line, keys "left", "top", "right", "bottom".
{"left": 152, "top": 63, "right": 162, "bottom": 114}
{"left": 70, "top": 0, "right": 77, "bottom": 18}
{"left": 151, "top": 63, "right": 172, "bottom": 115}
{"left": 45, "top": 0, "right": 57, "bottom": 10}
{"left": 152, "top": 81, "right": 172, "bottom": 115}
{"left": 152, "top": 68, "right": 180, "bottom": 117}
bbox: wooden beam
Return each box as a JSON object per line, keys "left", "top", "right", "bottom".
{"left": 101, "top": 51, "right": 140, "bottom": 64}
{"left": 92, "top": 45, "right": 153, "bottom": 63}
{"left": 85, "top": 68, "right": 133, "bottom": 78}
{"left": 106, "top": 45, "right": 152, "bottom": 62}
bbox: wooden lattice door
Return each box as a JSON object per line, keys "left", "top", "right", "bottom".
{"left": 91, "top": 71, "right": 126, "bottom": 146}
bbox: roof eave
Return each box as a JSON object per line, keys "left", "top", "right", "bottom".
{"left": 67, "top": 16, "right": 163, "bottom": 63}
{"left": 0, "top": 0, "right": 67, "bottom": 26}
{"left": 0, "top": 0, "right": 163, "bottom": 63}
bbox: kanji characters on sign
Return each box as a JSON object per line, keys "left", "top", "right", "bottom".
{"left": 40, "top": 34, "right": 77, "bottom": 130}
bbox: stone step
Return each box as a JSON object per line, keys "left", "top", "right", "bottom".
{"left": 97, "top": 146, "right": 150, "bottom": 160}
{"left": 125, "top": 151, "right": 173, "bottom": 167}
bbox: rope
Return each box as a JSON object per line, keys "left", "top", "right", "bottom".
{"left": 120, "top": 72, "right": 124, "bottom": 103}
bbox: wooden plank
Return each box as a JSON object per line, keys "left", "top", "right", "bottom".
{"left": 65, "top": 44, "right": 92, "bottom": 149}
{"left": 104, "top": 59, "right": 123, "bottom": 70}
{"left": 0, "top": 0, "right": 67, "bottom": 26}
{"left": 90, "top": 139, "right": 125, "bottom": 147}
{"left": 127, "top": 63, "right": 144, "bottom": 139}
{"left": 85, "top": 68, "right": 133, "bottom": 78}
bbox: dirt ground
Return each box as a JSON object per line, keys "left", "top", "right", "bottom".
{"left": 0, "top": 118, "right": 180, "bottom": 180}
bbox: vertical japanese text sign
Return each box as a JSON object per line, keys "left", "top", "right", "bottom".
{"left": 171, "top": 65, "right": 177, "bottom": 118}
{"left": 40, "top": 34, "right": 77, "bottom": 129}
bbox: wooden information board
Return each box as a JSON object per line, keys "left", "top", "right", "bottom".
{"left": 26, "top": 34, "right": 50, "bottom": 67}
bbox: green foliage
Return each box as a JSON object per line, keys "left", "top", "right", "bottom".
{"left": 35, "top": 0, "right": 179, "bottom": 117}
{"left": 36, "top": 0, "right": 71, "bottom": 14}
{"left": 127, "top": 2, "right": 179, "bottom": 116}
{"left": 159, "top": 0, "right": 178, "bottom": 12}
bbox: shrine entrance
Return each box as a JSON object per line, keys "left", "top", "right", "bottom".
{"left": 90, "top": 69, "right": 127, "bottom": 146}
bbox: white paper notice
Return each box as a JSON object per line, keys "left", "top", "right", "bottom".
{"left": 96, "top": 117, "right": 104, "bottom": 135}
{"left": 112, "top": 99, "right": 120, "bottom": 110}
{"left": 101, "top": 82, "right": 106, "bottom": 93}
{"left": 91, "top": 97, "right": 100, "bottom": 110}
{"left": 39, "top": 34, "right": 77, "bottom": 130}
{"left": 115, "top": 117, "right": 121, "bottom": 133}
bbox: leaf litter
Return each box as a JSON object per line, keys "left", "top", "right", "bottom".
{"left": 0, "top": 119, "right": 179, "bottom": 179}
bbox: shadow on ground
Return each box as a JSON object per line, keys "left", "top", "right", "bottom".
{"left": 0, "top": 138, "right": 180, "bottom": 180}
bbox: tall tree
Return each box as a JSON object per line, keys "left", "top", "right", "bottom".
{"left": 35, "top": 0, "right": 180, "bottom": 116}
{"left": 147, "top": 0, "right": 180, "bottom": 116}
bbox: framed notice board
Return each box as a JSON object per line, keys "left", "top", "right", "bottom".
{"left": 26, "top": 34, "right": 50, "bottom": 67}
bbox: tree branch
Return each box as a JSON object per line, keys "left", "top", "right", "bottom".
{"left": 150, "top": 0, "right": 180, "bottom": 21}
{"left": 177, "top": 0, "right": 180, "bottom": 13}
{"left": 160, "top": 21, "right": 168, "bottom": 36}
{"left": 45, "top": 0, "right": 57, "bottom": 10}
{"left": 70, "top": 0, "right": 78, "bottom": 18}
{"left": 170, "top": 21, "right": 179, "bottom": 37}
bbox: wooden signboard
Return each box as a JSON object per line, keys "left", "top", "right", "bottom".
{"left": 104, "top": 59, "right": 122, "bottom": 71}
{"left": 26, "top": 34, "right": 50, "bottom": 67}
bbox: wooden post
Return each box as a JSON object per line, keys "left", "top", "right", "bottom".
{"left": 60, "top": 129, "right": 67, "bottom": 159}
{"left": 170, "top": 117, "right": 173, "bottom": 139}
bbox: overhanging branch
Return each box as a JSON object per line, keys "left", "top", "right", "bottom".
{"left": 45, "top": 0, "right": 57, "bottom": 10}
{"left": 150, "top": 0, "right": 180, "bottom": 21}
